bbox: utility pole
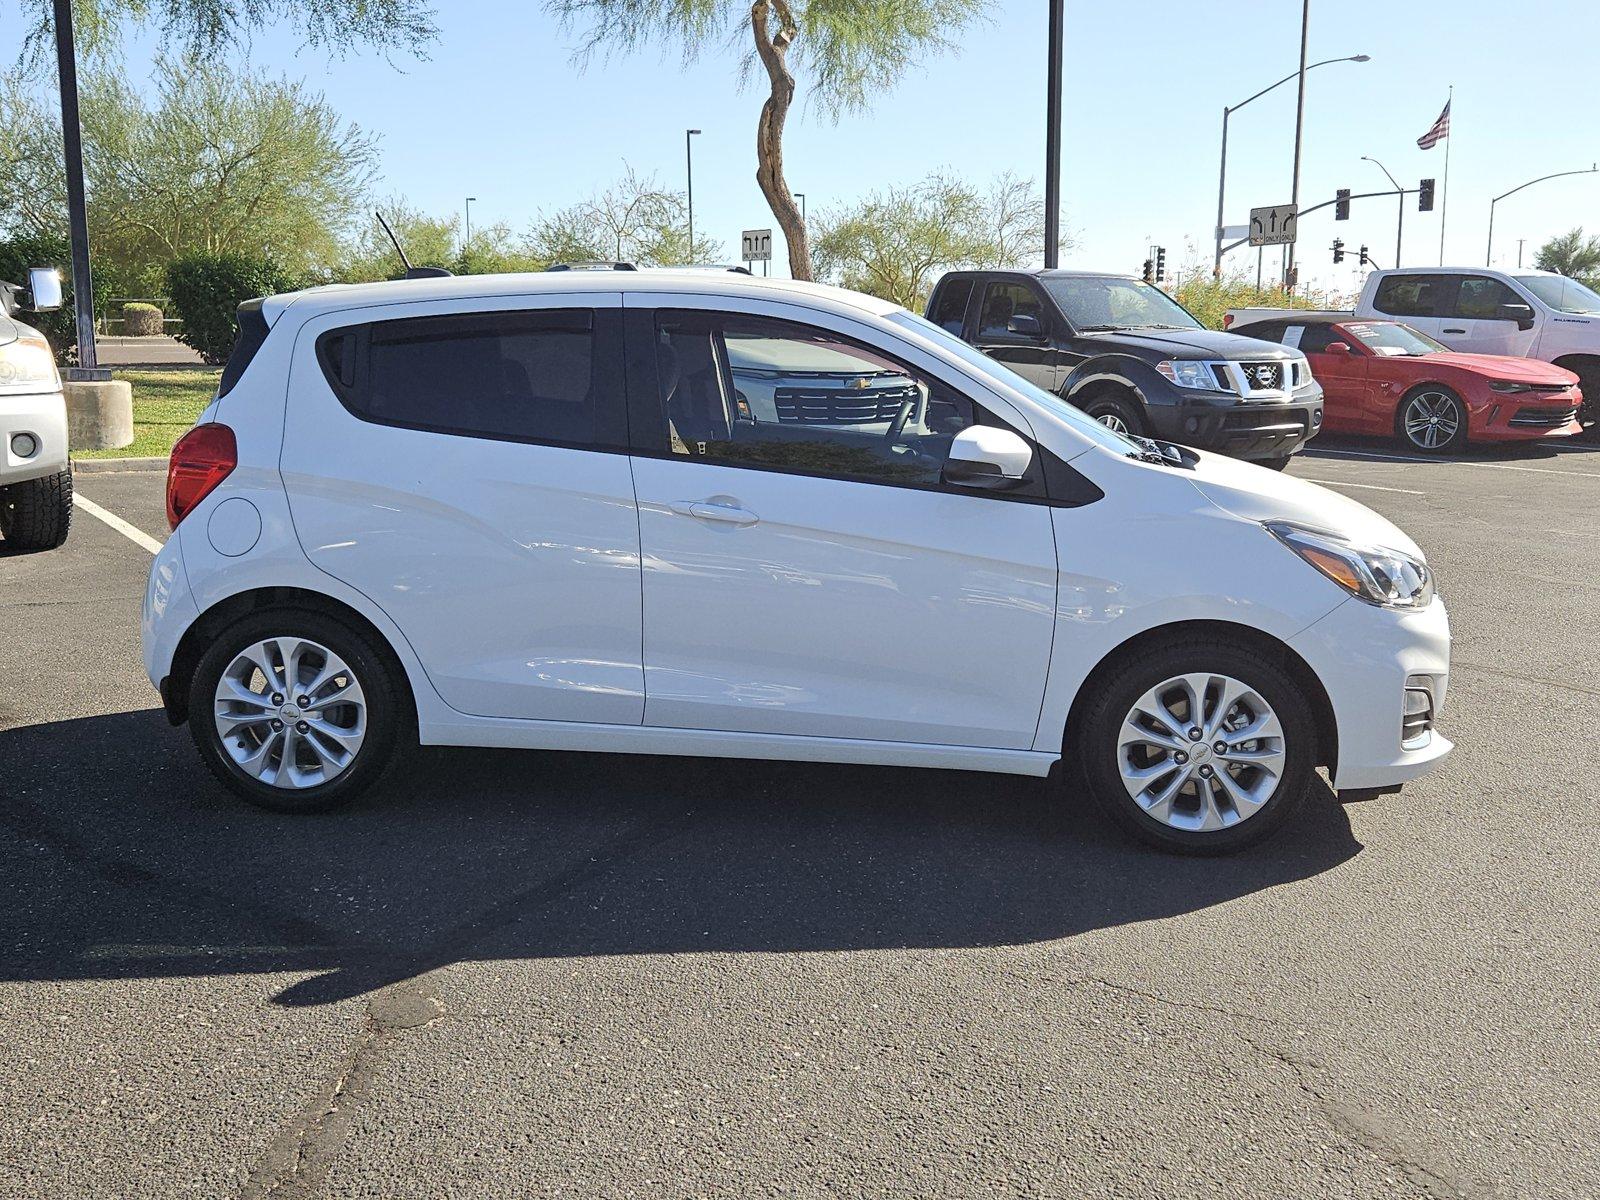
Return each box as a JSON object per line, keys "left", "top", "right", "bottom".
{"left": 1043, "top": 0, "right": 1064, "bottom": 268}
{"left": 51, "top": 0, "right": 104, "bottom": 379}
{"left": 685, "top": 129, "right": 701, "bottom": 263}
{"left": 1286, "top": 0, "right": 1310, "bottom": 290}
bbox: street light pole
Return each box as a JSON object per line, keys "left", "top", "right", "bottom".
{"left": 1487, "top": 165, "right": 1597, "bottom": 265}
{"left": 1361, "top": 156, "right": 1403, "bottom": 267}
{"left": 463, "top": 197, "right": 476, "bottom": 254}
{"left": 51, "top": 0, "right": 103, "bottom": 379}
{"left": 1212, "top": 53, "right": 1369, "bottom": 277}
{"left": 1043, "top": 0, "right": 1064, "bottom": 268}
{"left": 685, "top": 129, "right": 701, "bottom": 263}
{"left": 1286, "top": 0, "right": 1311, "bottom": 290}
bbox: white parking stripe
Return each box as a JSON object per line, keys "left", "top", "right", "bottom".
{"left": 73, "top": 493, "right": 163, "bottom": 555}
{"left": 1305, "top": 447, "right": 1600, "bottom": 480}
{"left": 1298, "top": 477, "right": 1426, "bottom": 496}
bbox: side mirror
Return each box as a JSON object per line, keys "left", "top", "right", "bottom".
{"left": 1326, "top": 341, "right": 1352, "bottom": 356}
{"left": 26, "top": 267, "right": 63, "bottom": 312}
{"left": 1006, "top": 313, "right": 1044, "bottom": 338}
{"left": 1497, "top": 301, "right": 1535, "bottom": 331}
{"left": 943, "top": 425, "right": 1033, "bottom": 490}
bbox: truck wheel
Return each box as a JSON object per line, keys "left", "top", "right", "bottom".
{"left": 1079, "top": 391, "right": 1145, "bottom": 436}
{"left": 0, "top": 469, "right": 72, "bottom": 552}
{"left": 1396, "top": 386, "right": 1468, "bottom": 454}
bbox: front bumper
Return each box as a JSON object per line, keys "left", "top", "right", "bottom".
{"left": 0, "top": 389, "right": 68, "bottom": 486}
{"left": 1471, "top": 393, "right": 1584, "bottom": 441}
{"left": 1289, "top": 594, "right": 1453, "bottom": 792}
{"left": 1146, "top": 387, "right": 1325, "bottom": 461}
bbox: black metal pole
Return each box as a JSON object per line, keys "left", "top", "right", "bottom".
{"left": 52, "top": 0, "right": 102, "bottom": 378}
{"left": 1043, "top": 0, "right": 1063, "bottom": 268}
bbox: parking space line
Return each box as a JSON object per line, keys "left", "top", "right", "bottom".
{"left": 1305, "top": 447, "right": 1600, "bottom": 481}
{"left": 73, "top": 493, "right": 163, "bottom": 555}
{"left": 1299, "top": 477, "right": 1425, "bottom": 496}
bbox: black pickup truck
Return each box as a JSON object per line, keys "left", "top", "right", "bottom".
{"left": 926, "top": 269, "right": 1324, "bottom": 467}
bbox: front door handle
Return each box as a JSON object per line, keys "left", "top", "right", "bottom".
{"left": 1442, "top": 327, "right": 1467, "bottom": 334}
{"left": 670, "top": 500, "right": 759, "bottom": 527}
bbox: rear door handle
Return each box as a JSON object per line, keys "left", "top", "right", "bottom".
{"left": 670, "top": 500, "right": 759, "bottom": 527}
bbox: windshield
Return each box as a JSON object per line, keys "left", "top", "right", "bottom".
{"left": 1040, "top": 275, "right": 1202, "bottom": 331}
{"left": 886, "top": 309, "right": 1143, "bottom": 456}
{"left": 1513, "top": 274, "right": 1600, "bottom": 315}
{"left": 1343, "top": 321, "right": 1447, "bottom": 356}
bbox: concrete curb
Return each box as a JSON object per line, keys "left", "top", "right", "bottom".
{"left": 73, "top": 455, "right": 167, "bottom": 474}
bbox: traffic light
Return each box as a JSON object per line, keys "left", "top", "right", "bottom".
{"left": 1359, "top": 244, "right": 1370, "bottom": 267}
{"left": 1142, "top": 258, "right": 1154, "bottom": 283}
{"left": 1155, "top": 246, "right": 1167, "bottom": 283}
{"left": 1335, "top": 188, "right": 1351, "bottom": 220}
{"left": 1418, "top": 177, "right": 1436, "bottom": 212}
{"left": 1332, "top": 238, "right": 1345, "bottom": 264}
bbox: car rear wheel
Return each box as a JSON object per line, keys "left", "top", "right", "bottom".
{"left": 1075, "top": 640, "right": 1315, "bottom": 854}
{"left": 0, "top": 468, "right": 72, "bottom": 552}
{"left": 1397, "top": 387, "right": 1467, "bottom": 454}
{"left": 189, "top": 610, "right": 405, "bottom": 813}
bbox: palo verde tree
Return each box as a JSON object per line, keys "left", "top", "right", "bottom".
{"left": 547, "top": 0, "right": 990, "bottom": 281}
{"left": 525, "top": 166, "right": 725, "bottom": 267}
{"left": 1534, "top": 228, "right": 1600, "bottom": 288}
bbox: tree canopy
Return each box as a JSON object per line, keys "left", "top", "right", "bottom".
{"left": 1534, "top": 228, "right": 1600, "bottom": 286}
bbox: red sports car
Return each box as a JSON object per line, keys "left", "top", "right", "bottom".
{"left": 1230, "top": 315, "right": 1582, "bottom": 454}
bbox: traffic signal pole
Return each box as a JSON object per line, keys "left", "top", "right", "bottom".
{"left": 1043, "top": 0, "right": 1063, "bottom": 269}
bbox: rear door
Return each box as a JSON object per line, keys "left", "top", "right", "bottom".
{"left": 971, "top": 277, "right": 1058, "bottom": 390}
{"left": 281, "top": 293, "right": 646, "bottom": 724}
{"left": 1369, "top": 273, "right": 1458, "bottom": 343}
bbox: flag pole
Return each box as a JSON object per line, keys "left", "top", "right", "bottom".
{"left": 1438, "top": 84, "right": 1453, "bottom": 266}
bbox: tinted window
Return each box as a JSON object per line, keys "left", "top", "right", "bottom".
{"left": 1455, "top": 275, "right": 1521, "bottom": 320}
{"left": 320, "top": 308, "right": 624, "bottom": 448}
{"left": 653, "top": 313, "right": 984, "bottom": 488}
{"left": 1373, "top": 274, "right": 1458, "bottom": 318}
{"left": 978, "top": 282, "right": 1046, "bottom": 337}
{"left": 929, "top": 278, "right": 974, "bottom": 335}
{"left": 1294, "top": 324, "right": 1337, "bottom": 353}
{"left": 1233, "top": 322, "right": 1285, "bottom": 343}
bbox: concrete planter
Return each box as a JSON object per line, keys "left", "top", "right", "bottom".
{"left": 64, "top": 379, "right": 135, "bottom": 451}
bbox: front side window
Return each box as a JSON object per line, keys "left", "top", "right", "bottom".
{"left": 1513, "top": 274, "right": 1600, "bottom": 315}
{"left": 1040, "top": 276, "right": 1202, "bottom": 331}
{"left": 977, "top": 282, "right": 1046, "bottom": 338}
{"left": 1455, "top": 275, "right": 1521, "bottom": 320}
{"left": 929, "top": 278, "right": 974, "bottom": 335}
{"left": 1372, "top": 274, "right": 1457, "bottom": 318}
{"left": 320, "top": 308, "right": 624, "bottom": 448}
{"left": 652, "top": 312, "right": 982, "bottom": 488}
{"left": 1292, "top": 324, "right": 1338, "bottom": 353}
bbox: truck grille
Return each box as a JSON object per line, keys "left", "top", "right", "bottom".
{"left": 1240, "top": 361, "right": 1285, "bottom": 391}
{"left": 775, "top": 382, "right": 918, "bottom": 424}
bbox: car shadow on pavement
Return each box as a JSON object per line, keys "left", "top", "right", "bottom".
{"left": 1309, "top": 431, "right": 1600, "bottom": 463}
{"left": 0, "top": 708, "right": 1362, "bottom": 1008}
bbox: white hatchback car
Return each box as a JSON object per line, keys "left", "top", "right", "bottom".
{"left": 143, "top": 270, "right": 1451, "bottom": 854}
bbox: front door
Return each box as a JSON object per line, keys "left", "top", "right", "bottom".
{"left": 281, "top": 294, "right": 646, "bottom": 724}
{"left": 1452, "top": 274, "right": 1533, "bottom": 357}
{"left": 971, "top": 279, "right": 1058, "bottom": 391}
{"left": 625, "top": 304, "right": 1058, "bottom": 749}
{"left": 1291, "top": 322, "right": 1369, "bottom": 432}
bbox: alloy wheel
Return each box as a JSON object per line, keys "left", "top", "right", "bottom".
{"left": 1116, "top": 672, "right": 1287, "bottom": 832}
{"left": 1402, "top": 391, "right": 1461, "bottom": 450}
{"left": 1095, "top": 411, "right": 1130, "bottom": 434}
{"left": 213, "top": 637, "right": 368, "bottom": 789}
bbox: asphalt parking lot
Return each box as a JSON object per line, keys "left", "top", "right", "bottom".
{"left": 3, "top": 437, "right": 1598, "bottom": 1199}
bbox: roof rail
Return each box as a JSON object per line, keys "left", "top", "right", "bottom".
{"left": 546, "top": 261, "right": 638, "bottom": 272}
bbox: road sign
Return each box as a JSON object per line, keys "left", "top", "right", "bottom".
{"left": 1249, "top": 204, "right": 1298, "bottom": 247}
{"left": 1218, "top": 224, "right": 1249, "bottom": 241}
{"left": 741, "top": 229, "right": 773, "bottom": 262}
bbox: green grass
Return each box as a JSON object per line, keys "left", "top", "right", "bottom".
{"left": 74, "top": 368, "right": 222, "bottom": 459}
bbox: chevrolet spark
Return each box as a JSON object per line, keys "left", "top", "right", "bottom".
{"left": 143, "top": 271, "right": 1451, "bottom": 854}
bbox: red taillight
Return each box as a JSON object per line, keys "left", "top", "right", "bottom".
{"left": 167, "top": 423, "right": 237, "bottom": 529}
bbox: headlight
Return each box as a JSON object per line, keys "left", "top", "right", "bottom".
{"left": 1266, "top": 521, "right": 1435, "bottom": 609}
{"left": 0, "top": 335, "right": 59, "bottom": 389}
{"left": 1155, "top": 359, "right": 1223, "bottom": 391}
{"left": 1488, "top": 380, "right": 1536, "bottom": 393}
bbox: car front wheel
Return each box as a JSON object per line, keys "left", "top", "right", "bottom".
{"left": 1076, "top": 640, "right": 1316, "bottom": 854}
{"left": 189, "top": 610, "right": 405, "bottom": 813}
{"left": 1397, "top": 387, "right": 1467, "bottom": 454}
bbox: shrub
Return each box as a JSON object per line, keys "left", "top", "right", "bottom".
{"left": 165, "top": 252, "right": 292, "bottom": 365}
{"left": 122, "top": 302, "right": 165, "bottom": 337}
{"left": 0, "top": 234, "right": 76, "bottom": 363}
{"left": 1172, "top": 274, "right": 1353, "bottom": 330}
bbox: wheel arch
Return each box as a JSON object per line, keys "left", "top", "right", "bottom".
{"left": 163, "top": 586, "right": 418, "bottom": 733}
{"left": 1059, "top": 618, "right": 1338, "bottom": 771}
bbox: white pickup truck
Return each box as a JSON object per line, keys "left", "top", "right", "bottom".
{"left": 0, "top": 268, "right": 72, "bottom": 550}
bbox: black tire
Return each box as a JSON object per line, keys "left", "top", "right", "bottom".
{"left": 1395, "top": 385, "right": 1468, "bottom": 454}
{"left": 0, "top": 468, "right": 72, "bottom": 552}
{"left": 1077, "top": 389, "right": 1145, "bottom": 437}
{"left": 188, "top": 608, "right": 406, "bottom": 813}
{"left": 1073, "top": 638, "right": 1317, "bottom": 855}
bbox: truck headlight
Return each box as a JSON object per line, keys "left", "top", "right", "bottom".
{"left": 1266, "top": 521, "right": 1435, "bottom": 609}
{"left": 0, "top": 335, "right": 59, "bottom": 388}
{"left": 1155, "top": 360, "right": 1223, "bottom": 391}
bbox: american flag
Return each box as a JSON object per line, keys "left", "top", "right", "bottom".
{"left": 1417, "top": 101, "right": 1451, "bottom": 150}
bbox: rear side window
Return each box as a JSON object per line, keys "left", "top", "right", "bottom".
{"left": 929, "top": 278, "right": 974, "bottom": 335}
{"left": 1373, "top": 274, "right": 1458, "bottom": 318}
{"left": 317, "top": 308, "right": 626, "bottom": 449}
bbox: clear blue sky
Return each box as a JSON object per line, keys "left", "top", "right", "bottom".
{"left": 9, "top": 0, "right": 1599, "bottom": 294}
